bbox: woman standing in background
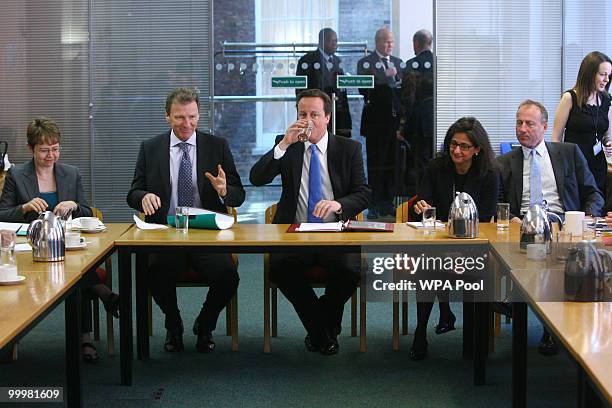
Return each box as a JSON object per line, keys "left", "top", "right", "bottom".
{"left": 552, "top": 51, "right": 612, "bottom": 194}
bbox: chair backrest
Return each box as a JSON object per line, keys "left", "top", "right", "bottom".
{"left": 91, "top": 207, "right": 104, "bottom": 222}
{"left": 395, "top": 195, "right": 418, "bottom": 223}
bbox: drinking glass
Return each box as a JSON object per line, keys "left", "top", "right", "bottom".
{"left": 552, "top": 230, "right": 573, "bottom": 261}
{"left": 297, "top": 120, "right": 313, "bottom": 142}
{"left": 422, "top": 207, "right": 436, "bottom": 229}
{"left": 496, "top": 203, "right": 510, "bottom": 231}
{"left": 0, "top": 230, "right": 16, "bottom": 266}
{"left": 175, "top": 207, "right": 189, "bottom": 233}
{"left": 582, "top": 219, "right": 596, "bottom": 242}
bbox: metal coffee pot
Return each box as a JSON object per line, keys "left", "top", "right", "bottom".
{"left": 564, "top": 241, "right": 612, "bottom": 302}
{"left": 519, "top": 203, "right": 562, "bottom": 253}
{"left": 447, "top": 192, "right": 479, "bottom": 238}
{"left": 27, "top": 211, "right": 65, "bottom": 262}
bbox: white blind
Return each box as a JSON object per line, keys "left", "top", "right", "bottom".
{"left": 562, "top": 1, "right": 612, "bottom": 91}
{"left": 436, "top": 0, "right": 562, "bottom": 154}
{"left": 91, "top": 0, "right": 213, "bottom": 221}
{"left": 0, "top": 0, "right": 91, "bottom": 199}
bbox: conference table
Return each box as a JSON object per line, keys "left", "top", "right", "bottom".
{"left": 114, "top": 222, "right": 611, "bottom": 407}
{"left": 115, "top": 223, "right": 491, "bottom": 386}
{"left": 0, "top": 224, "right": 131, "bottom": 407}
{"left": 483, "top": 224, "right": 612, "bottom": 408}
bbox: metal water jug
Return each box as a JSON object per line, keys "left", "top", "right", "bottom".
{"left": 519, "top": 203, "right": 562, "bottom": 253}
{"left": 564, "top": 241, "right": 612, "bottom": 302}
{"left": 447, "top": 192, "right": 479, "bottom": 238}
{"left": 27, "top": 211, "right": 65, "bottom": 262}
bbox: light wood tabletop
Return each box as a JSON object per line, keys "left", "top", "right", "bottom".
{"left": 511, "top": 267, "right": 612, "bottom": 404}
{"left": 0, "top": 223, "right": 132, "bottom": 349}
{"left": 115, "top": 223, "right": 490, "bottom": 247}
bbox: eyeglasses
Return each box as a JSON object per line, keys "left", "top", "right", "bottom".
{"left": 449, "top": 140, "right": 474, "bottom": 151}
{"left": 36, "top": 146, "right": 61, "bottom": 155}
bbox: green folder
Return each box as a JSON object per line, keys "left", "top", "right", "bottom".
{"left": 167, "top": 208, "right": 234, "bottom": 230}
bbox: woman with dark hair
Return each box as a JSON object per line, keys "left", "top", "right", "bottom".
{"left": 409, "top": 116, "right": 498, "bottom": 361}
{"left": 0, "top": 117, "right": 119, "bottom": 364}
{"left": 552, "top": 51, "right": 612, "bottom": 193}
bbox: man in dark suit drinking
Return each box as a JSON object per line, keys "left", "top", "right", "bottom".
{"left": 250, "top": 89, "right": 370, "bottom": 355}
{"left": 127, "top": 88, "right": 245, "bottom": 354}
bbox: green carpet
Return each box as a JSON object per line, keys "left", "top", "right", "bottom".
{"left": 0, "top": 254, "right": 577, "bottom": 407}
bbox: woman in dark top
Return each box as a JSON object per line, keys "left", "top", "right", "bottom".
{"left": 409, "top": 116, "right": 498, "bottom": 361}
{"left": 0, "top": 117, "right": 119, "bottom": 364}
{"left": 552, "top": 51, "right": 612, "bottom": 193}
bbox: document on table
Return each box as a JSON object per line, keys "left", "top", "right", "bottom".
{"left": 133, "top": 215, "right": 169, "bottom": 230}
{"left": 406, "top": 221, "right": 445, "bottom": 229}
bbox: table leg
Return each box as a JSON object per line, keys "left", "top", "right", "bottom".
{"left": 512, "top": 301, "right": 527, "bottom": 408}
{"left": 577, "top": 366, "right": 602, "bottom": 408}
{"left": 135, "top": 253, "right": 149, "bottom": 361}
{"left": 65, "top": 287, "right": 82, "bottom": 407}
{"left": 473, "top": 301, "right": 488, "bottom": 385}
{"left": 119, "top": 247, "right": 133, "bottom": 386}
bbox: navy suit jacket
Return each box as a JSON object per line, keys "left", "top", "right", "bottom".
{"left": 249, "top": 134, "right": 371, "bottom": 224}
{"left": 0, "top": 159, "right": 92, "bottom": 223}
{"left": 357, "top": 52, "right": 403, "bottom": 136}
{"left": 497, "top": 141, "right": 604, "bottom": 217}
{"left": 126, "top": 130, "right": 245, "bottom": 224}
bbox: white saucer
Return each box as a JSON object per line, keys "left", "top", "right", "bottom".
{"left": 79, "top": 226, "right": 107, "bottom": 233}
{"left": 66, "top": 242, "right": 87, "bottom": 250}
{"left": 0, "top": 276, "right": 26, "bottom": 285}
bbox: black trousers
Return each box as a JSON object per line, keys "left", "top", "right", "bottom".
{"left": 365, "top": 121, "right": 399, "bottom": 211}
{"left": 80, "top": 269, "right": 103, "bottom": 334}
{"left": 147, "top": 253, "right": 239, "bottom": 333}
{"left": 270, "top": 253, "right": 359, "bottom": 343}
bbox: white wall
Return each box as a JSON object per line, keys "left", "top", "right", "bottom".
{"left": 392, "top": 0, "right": 434, "bottom": 61}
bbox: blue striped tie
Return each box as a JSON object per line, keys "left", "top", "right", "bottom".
{"left": 177, "top": 142, "right": 194, "bottom": 207}
{"left": 307, "top": 144, "right": 323, "bottom": 222}
{"left": 529, "top": 149, "right": 543, "bottom": 207}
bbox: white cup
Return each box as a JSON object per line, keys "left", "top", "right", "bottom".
{"left": 526, "top": 243, "right": 547, "bottom": 260}
{"left": 65, "top": 232, "right": 83, "bottom": 247}
{"left": 80, "top": 217, "right": 99, "bottom": 230}
{"left": 564, "top": 211, "right": 585, "bottom": 236}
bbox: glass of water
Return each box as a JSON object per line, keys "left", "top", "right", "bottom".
{"left": 496, "top": 203, "right": 510, "bottom": 231}
{"left": 297, "top": 120, "right": 313, "bottom": 142}
{"left": 582, "top": 219, "right": 596, "bottom": 242}
{"left": 175, "top": 207, "right": 189, "bottom": 233}
{"left": 422, "top": 207, "right": 436, "bottom": 229}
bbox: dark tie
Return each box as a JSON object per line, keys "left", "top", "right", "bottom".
{"left": 177, "top": 142, "right": 194, "bottom": 207}
{"left": 307, "top": 144, "right": 323, "bottom": 223}
{"left": 529, "top": 149, "right": 543, "bottom": 207}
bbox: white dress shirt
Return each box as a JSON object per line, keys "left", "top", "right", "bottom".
{"left": 168, "top": 130, "right": 201, "bottom": 216}
{"left": 520, "top": 141, "right": 563, "bottom": 214}
{"left": 274, "top": 132, "right": 336, "bottom": 223}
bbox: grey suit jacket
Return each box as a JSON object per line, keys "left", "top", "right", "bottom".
{"left": 497, "top": 141, "right": 604, "bottom": 217}
{"left": 0, "top": 159, "right": 92, "bottom": 223}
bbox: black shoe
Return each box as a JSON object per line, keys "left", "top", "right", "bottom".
{"left": 102, "top": 292, "right": 120, "bottom": 318}
{"left": 538, "top": 333, "right": 558, "bottom": 356}
{"left": 320, "top": 335, "right": 339, "bottom": 356}
{"left": 196, "top": 332, "right": 215, "bottom": 353}
{"left": 81, "top": 342, "right": 100, "bottom": 364}
{"left": 409, "top": 339, "right": 428, "bottom": 361}
{"left": 164, "top": 319, "right": 184, "bottom": 353}
{"left": 304, "top": 335, "right": 319, "bottom": 352}
{"left": 492, "top": 301, "right": 513, "bottom": 318}
{"left": 410, "top": 335, "right": 428, "bottom": 361}
{"left": 435, "top": 313, "right": 456, "bottom": 335}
